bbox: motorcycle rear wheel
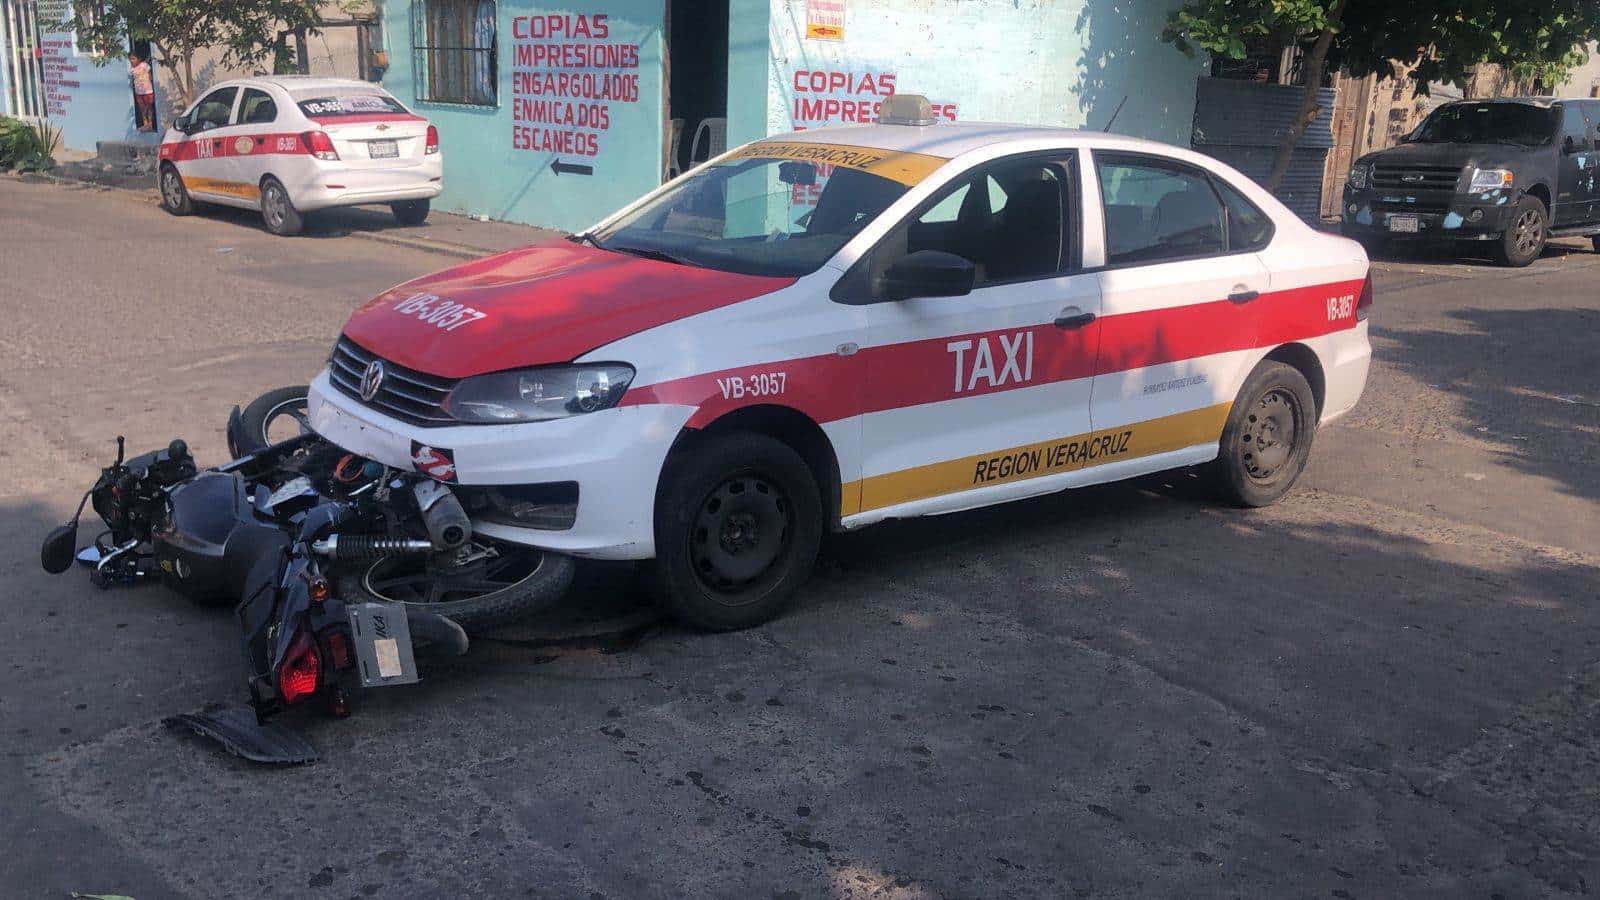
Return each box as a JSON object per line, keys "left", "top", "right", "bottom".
{"left": 336, "top": 541, "right": 575, "bottom": 632}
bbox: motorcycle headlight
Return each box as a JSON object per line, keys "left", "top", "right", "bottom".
{"left": 1347, "top": 163, "right": 1370, "bottom": 190}
{"left": 1469, "top": 167, "right": 1513, "bottom": 192}
{"left": 442, "top": 364, "right": 635, "bottom": 423}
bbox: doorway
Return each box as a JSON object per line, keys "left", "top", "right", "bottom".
{"left": 129, "top": 36, "right": 157, "bottom": 131}
{"left": 664, "top": 0, "right": 728, "bottom": 181}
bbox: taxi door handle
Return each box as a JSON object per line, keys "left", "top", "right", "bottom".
{"left": 1228, "top": 289, "right": 1260, "bottom": 304}
{"left": 254, "top": 137, "right": 265, "bottom": 145}
{"left": 1053, "top": 310, "right": 1096, "bottom": 329}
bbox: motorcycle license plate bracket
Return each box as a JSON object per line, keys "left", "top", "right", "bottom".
{"left": 347, "top": 600, "right": 421, "bottom": 688}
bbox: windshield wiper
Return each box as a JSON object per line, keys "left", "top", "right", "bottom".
{"left": 569, "top": 231, "right": 602, "bottom": 248}
{"left": 606, "top": 244, "right": 695, "bottom": 266}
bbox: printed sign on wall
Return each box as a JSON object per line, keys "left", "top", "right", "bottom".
{"left": 784, "top": 68, "right": 956, "bottom": 207}
{"left": 510, "top": 13, "right": 642, "bottom": 164}
{"left": 804, "top": 0, "right": 845, "bottom": 41}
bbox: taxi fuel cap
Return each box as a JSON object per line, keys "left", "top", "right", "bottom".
{"left": 878, "top": 94, "right": 937, "bottom": 126}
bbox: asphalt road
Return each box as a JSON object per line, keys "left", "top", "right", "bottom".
{"left": 2, "top": 177, "right": 1597, "bottom": 899}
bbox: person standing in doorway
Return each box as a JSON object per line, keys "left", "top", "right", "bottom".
{"left": 130, "top": 53, "right": 155, "bottom": 132}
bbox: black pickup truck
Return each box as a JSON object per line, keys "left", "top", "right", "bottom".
{"left": 1341, "top": 97, "right": 1600, "bottom": 266}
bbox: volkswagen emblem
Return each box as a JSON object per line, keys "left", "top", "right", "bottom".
{"left": 359, "top": 360, "right": 385, "bottom": 402}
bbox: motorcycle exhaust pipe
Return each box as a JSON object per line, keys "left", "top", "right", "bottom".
{"left": 412, "top": 481, "right": 471, "bottom": 551}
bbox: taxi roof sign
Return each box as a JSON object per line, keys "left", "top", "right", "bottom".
{"left": 877, "top": 94, "right": 937, "bottom": 126}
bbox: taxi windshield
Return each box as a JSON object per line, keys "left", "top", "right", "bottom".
{"left": 590, "top": 154, "right": 911, "bottom": 277}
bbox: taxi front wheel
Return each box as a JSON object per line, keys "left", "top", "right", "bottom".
{"left": 159, "top": 164, "right": 192, "bottom": 216}
{"left": 652, "top": 433, "right": 823, "bottom": 631}
{"left": 260, "top": 176, "right": 304, "bottom": 236}
{"left": 1208, "top": 360, "right": 1317, "bottom": 508}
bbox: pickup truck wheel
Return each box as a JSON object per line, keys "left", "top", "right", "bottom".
{"left": 1591, "top": 235, "right": 1600, "bottom": 253}
{"left": 652, "top": 433, "right": 822, "bottom": 631}
{"left": 260, "top": 177, "right": 304, "bottom": 236}
{"left": 1207, "top": 360, "right": 1317, "bottom": 508}
{"left": 1493, "top": 195, "right": 1546, "bottom": 267}
{"left": 337, "top": 541, "right": 576, "bottom": 633}
{"left": 391, "top": 199, "right": 430, "bottom": 225}
{"left": 159, "top": 164, "right": 193, "bottom": 215}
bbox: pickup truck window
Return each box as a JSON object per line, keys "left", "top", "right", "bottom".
{"left": 1414, "top": 103, "right": 1556, "bottom": 147}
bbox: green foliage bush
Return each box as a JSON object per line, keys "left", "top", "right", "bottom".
{"left": 0, "top": 117, "right": 59, "bottom": 172}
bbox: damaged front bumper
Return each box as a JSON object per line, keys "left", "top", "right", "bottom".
{"left": 1340, "top": 189, "right": 1518, "bottom": 240}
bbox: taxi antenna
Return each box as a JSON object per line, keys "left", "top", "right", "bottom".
{"left": 1102, "top": 96, "right": 1129, "bottom": 132}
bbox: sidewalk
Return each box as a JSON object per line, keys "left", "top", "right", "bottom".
{"left": 16, "top": 162, "right": 560, "bottom": 260}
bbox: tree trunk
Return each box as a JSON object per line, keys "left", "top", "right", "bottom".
{"left": 1265, "top": 0, "right": 1348, "bottom": 193}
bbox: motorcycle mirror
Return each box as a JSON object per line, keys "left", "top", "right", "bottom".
{"left": 41, "top": 523, "right": 79, "bottom": 574}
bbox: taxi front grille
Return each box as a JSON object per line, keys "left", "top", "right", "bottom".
{"left": 328, "top": 336, "right": 458, "bottom": 426}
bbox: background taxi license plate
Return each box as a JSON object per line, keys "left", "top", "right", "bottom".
{"left": 368, "top": 139, "right": 399, "bottom": 159}
{"left": 1387, "top": 214, "right": 1420, "bottom": 233}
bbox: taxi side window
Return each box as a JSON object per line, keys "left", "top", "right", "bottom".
{"left": 1098, "top": 155, "right": 1226, "bottom": 266}
{"left": 192, "top": 87, "right": 238, "bottom": 131}
{"left": 240, "top": 89, "right": 278, "bottom": 125}
{"left": 890, "top": 158, "right": 1069, "bottom": 288}
{"left": 1213, "top": 178, "right": 1274, "bottom": 252}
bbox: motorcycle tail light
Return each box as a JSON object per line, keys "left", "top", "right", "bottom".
{"left": 1356, "top": 272, "right": 1374, "bottom": 322}
{"left": 301, "top": 130, "right": 339, "bottom": 161}
{"left": 425, "top": 125, "right": 439, "bottom": 155}
{"left": 277, "top": 630, "right": 321, "bottom": 705}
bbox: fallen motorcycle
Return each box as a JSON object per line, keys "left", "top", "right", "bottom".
{"left": 39, "top": 389, "right": 575, "bottom": 763}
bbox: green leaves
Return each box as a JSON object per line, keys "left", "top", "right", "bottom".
{"left": 0, "top": 117, "right": 59, "bottom": 173}
{"left": 1164, "top": 0, "right": 1600, "bottom": 90}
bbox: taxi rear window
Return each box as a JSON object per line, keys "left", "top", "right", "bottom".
{"left": 297, "top": 95, "right": 409, "bottom": 117}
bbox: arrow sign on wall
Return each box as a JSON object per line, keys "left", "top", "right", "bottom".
{"left": 549, "top": 159, "right": 594, "bottom": 176}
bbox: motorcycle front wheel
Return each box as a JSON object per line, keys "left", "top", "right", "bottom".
{"left": 336, "top": 540, "right": 575, "bottom": 632}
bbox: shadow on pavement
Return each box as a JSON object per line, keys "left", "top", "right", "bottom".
{"left": 1376, "top": 306, "right": 1600, "bottom": 503}
{"left": 12, "top": 471, "right": 1599, "bottom": 897}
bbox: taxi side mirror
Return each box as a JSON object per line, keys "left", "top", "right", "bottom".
{"left": 881, "top": 250, "right": 976, "bottom": 301}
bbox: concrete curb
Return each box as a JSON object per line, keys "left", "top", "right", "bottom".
{"left": 8, "top": 170, "right": 499, "bottom": 261}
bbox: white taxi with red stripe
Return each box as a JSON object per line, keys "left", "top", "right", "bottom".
{"left": 306, "top": 95, "right": 1372, "bottom": 631}
{"left": 158, "top": 76, "right": 442, "bottom": 236}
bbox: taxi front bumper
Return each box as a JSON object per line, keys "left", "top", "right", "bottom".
{"left": 306, "top": 371, "right": 693, "bottom": 560}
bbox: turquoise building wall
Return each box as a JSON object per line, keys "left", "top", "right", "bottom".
{"left": 379, "top": 0, "right": 1206, "bottom": 231}
{"left": 4, "top": 11, "right": 157, "bottom": 152}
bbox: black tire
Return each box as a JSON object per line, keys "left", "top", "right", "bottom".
{"left": 651, "top": 433, "right": 823, "bottom": 631}
{"left": 233, "top": 385, "right": 310, "bottom": 457}
{"left": 391, "top": 199, "right": 430, "bottom": 226}
{"left": 1590, "top": 235, "right": 1600, "bottom": 254}
{"left": 159, "top": 164, "right": 192, "bottom": 215}
{"left": 337, "top": 542, "right": 576, "bottom": 633}
{"left": 260, "top": 176, "right": 304, "bottom": 236}
{"left": 1207, "top": 360, "right": 1318, "bottom": 508}
{"left": 1492, "top": 194, "right": 1546, "bottom": 267}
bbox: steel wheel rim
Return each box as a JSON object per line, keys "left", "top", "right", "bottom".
{"left": 260, "top": 397, "right": 310, "bottom": 445}
{"left": 1514, "top": 209, "right": 1541, "bottom": 255}
{"left": 361, "top": 543, "right": 545, "bottom": 606}
{"left": 265, "top": 185, "right": 286, "bottom": 228}
{"left": 162, "top": 170, "right": 182, "bottom": 208}
{"left": 1239, "top": 387, "right": 1301, "bottom": 484}
{"left": 690, "top": 473, "right": 792, "bottom": 599}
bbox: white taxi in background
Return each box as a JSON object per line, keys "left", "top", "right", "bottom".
{"left": 305, "top": 95, "right": 1372, "bottom": 632}
{"left": 158, "top": 76, "right": 442, "bottom": 235}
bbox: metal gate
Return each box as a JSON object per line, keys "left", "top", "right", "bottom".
{"left": 1, "top": 0, "right": 48, "bottom": 119}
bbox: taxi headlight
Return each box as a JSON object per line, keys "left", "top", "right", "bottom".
{"left": 1469, "top": 167, "right": 1514, "bottom": 192}
{"left": 443, "top": 364, "right": 635, "bottom": 423}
